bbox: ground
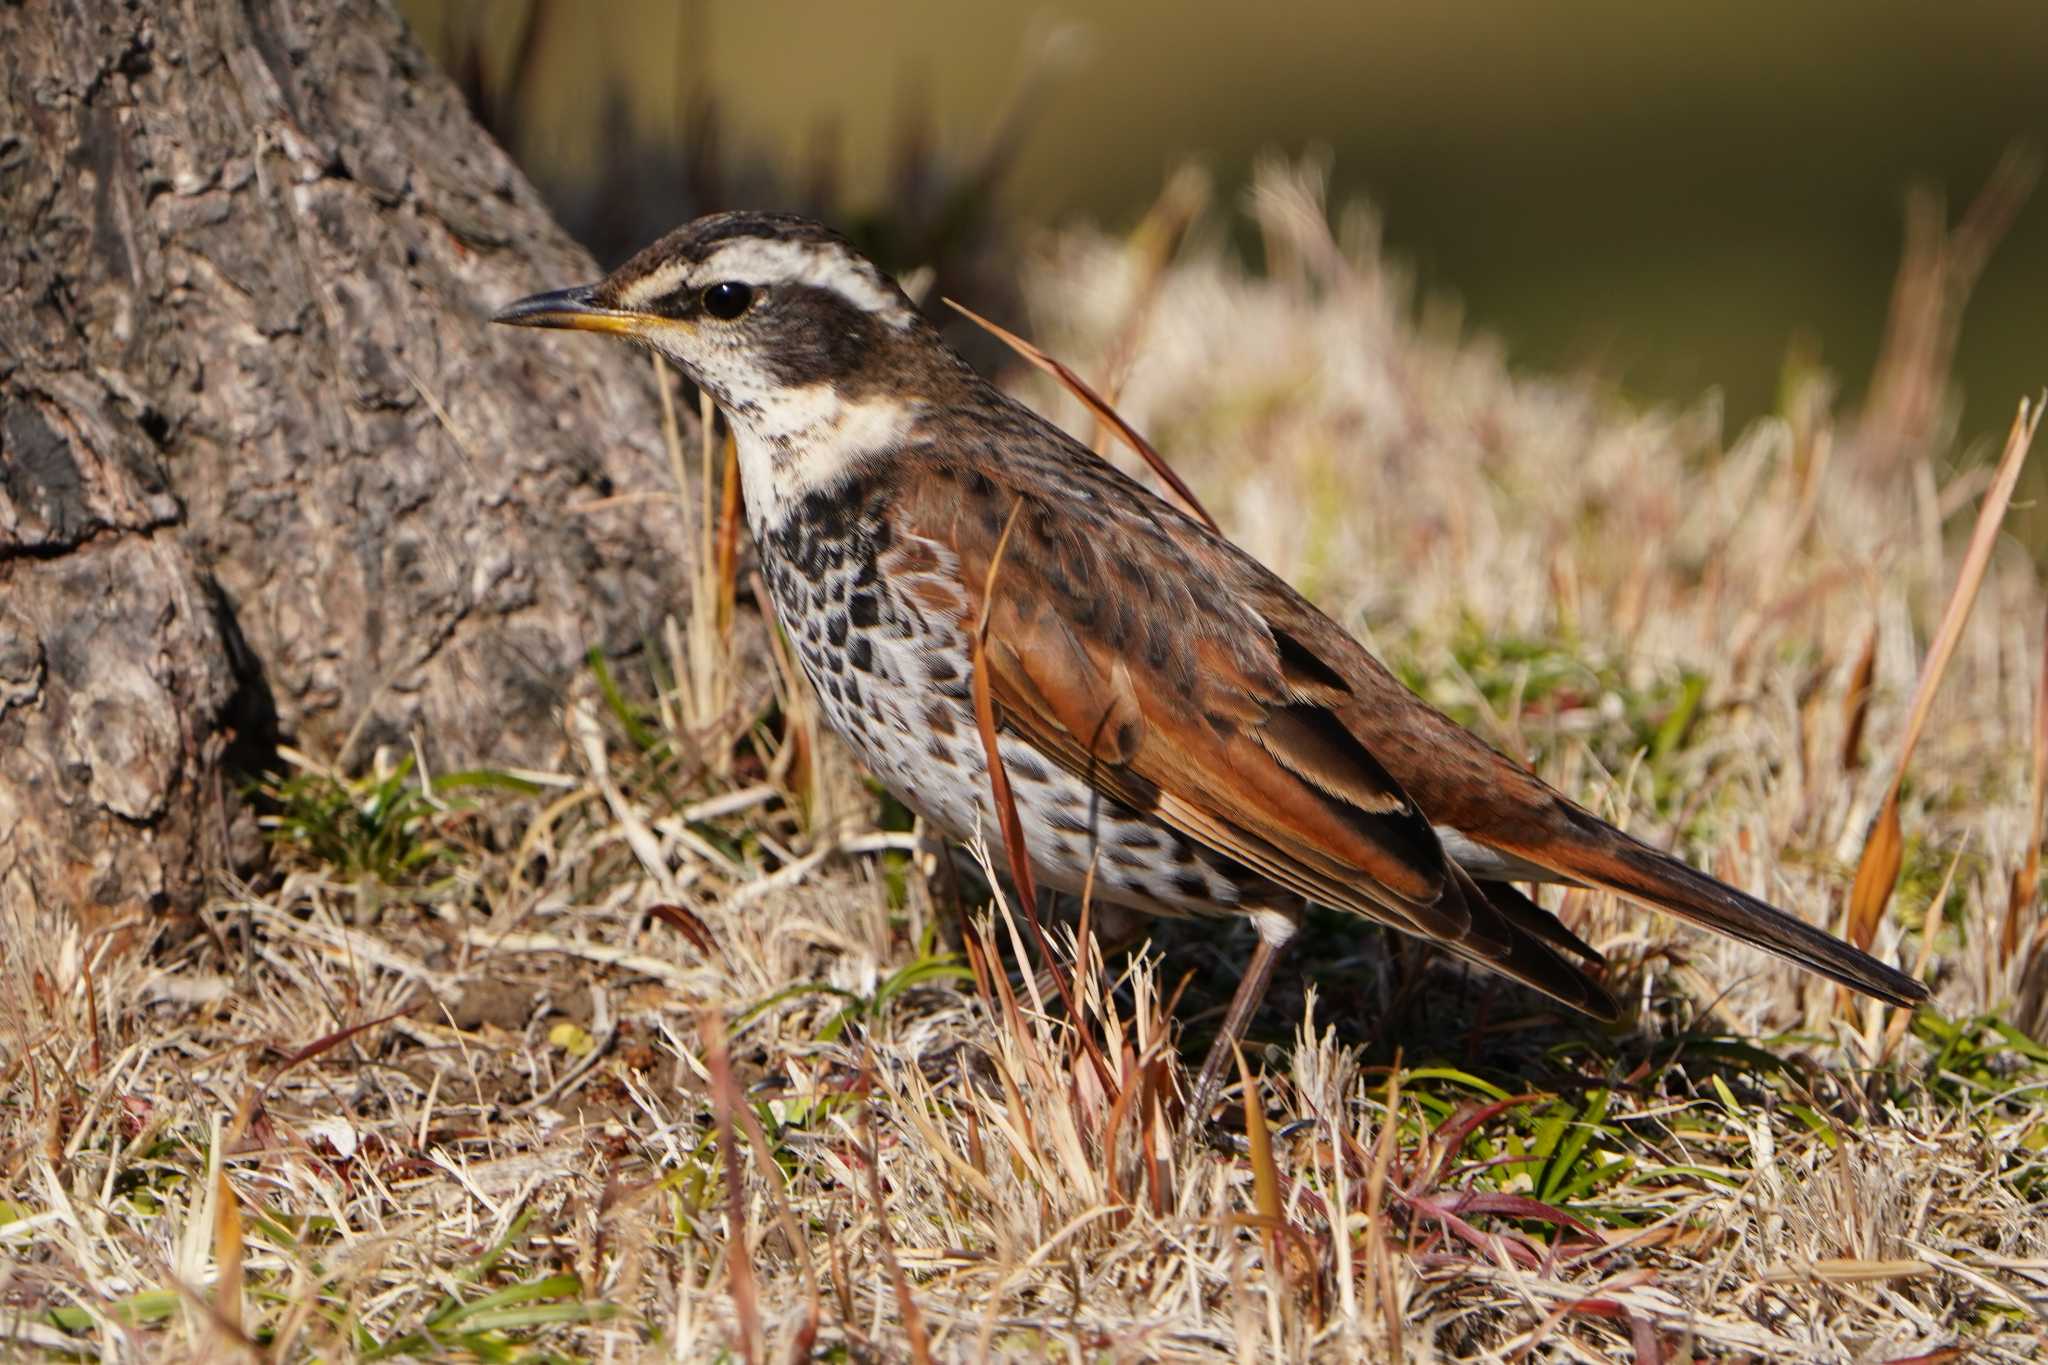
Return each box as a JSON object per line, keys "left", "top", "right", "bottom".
{"left": 4, "top": 167, "right": 2047, "bottom": 1361}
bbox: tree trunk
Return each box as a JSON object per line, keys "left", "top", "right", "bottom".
{"left": 0, "top": 0, "right": 694, "bottom": 918}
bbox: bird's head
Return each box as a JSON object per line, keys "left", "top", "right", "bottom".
{"left": 494, "top": 211, "right": 960, "bottom": 425}
{"left": 495, "top": 212, "right": 969, "bottom": 524}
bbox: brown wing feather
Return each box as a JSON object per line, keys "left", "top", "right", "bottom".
{"left": 974, "top": 598, "right": 1437, "bottom": 932}
{"left": 894, "top": 448, "right": 1485, "bottom": 949}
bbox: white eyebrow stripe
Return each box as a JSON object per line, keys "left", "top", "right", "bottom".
{"left": 698, "top": 238, "right": 914, "bottom": 326}
{"left": 612, "top": 257, "right": 695, "bottom": 309}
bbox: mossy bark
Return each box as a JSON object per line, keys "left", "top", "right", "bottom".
{"left": 0, "top": 0, "right": 692, "bottom": 918}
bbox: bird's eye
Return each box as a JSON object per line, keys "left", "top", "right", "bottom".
{"left": 701, "top": 281, "right": 754, "bottom": 320}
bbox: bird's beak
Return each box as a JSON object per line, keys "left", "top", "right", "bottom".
{"left": 492, "top": 283, "right": 650, "bottom": 337}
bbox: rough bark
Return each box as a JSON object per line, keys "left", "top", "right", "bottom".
{"left": 0, "top": 0, "right": 694, "bottom": 918}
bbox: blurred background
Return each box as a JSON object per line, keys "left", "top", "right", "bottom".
{"left": 405, "top": 0, "right": 2046, "bottom": 526}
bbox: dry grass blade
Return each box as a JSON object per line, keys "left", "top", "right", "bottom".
{"left": 729, "top": 1090, "right": 819, "bottom": 1316}
{"left": 1882, "top": 841, "right": 1962, "bottom": 1063}
{"left": 716, "top": 428, "right": 743, "bottom": 639}
{"left": 212, "top": 1167, "right": 245, "bottom": 1344}
{"left": 1362, "top": 1060, "right": 1404, "bottom": 1359}
{"left": 860, "top": 1063, "right": 932, "bottom": 1365}
{"left": 1847, "top": 396, "right": 2041, "bottom": 951}
{"left": 1234, "top": 1042, "right": 1284, "bottom": 1276}
{"left": 1856, "top": 147, "right": 2038, "bottom": 472}
{"left": 1841, "top": 624, "right": 1879, "bottom": 772}
{"left": 969, "top": 499, "right": 1116, "bottom": 1092}
{"left": 943, "top": 296, "right": 1221, "bottom": 533}
{"left": 261, "top": 998, "right": 426, "bottom": 1101}
{"left": 2004, "top": 605, "right": 2048, "bottom": 965}
{"left": 81, "top": 953, "right": 102, "bottom": 1076}
{"left": 699, "top": 1009, "right": 762, "bottom": 1365}
{"left": 1760, "top": 1258, "right": 1935, "bottom": 1284}
{"left": 1087, "top": 166, "right": 1211, "bottom": 455}
{"left": 970, "top": 499, "right": 1035, "bottom": 916}
{"left": 1846, "top": 814, "right": 1906, "bottom": 962}
{"left": 1512, "top": 1278, "right": 1665, "bottom": 1365}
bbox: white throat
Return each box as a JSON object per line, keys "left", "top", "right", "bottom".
{"left": 727, "top": 385, "right": 918, "bottom": 536}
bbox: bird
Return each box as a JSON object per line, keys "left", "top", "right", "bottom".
{"left": 495, "top": 211, "right": 1927, "bottom": 1128}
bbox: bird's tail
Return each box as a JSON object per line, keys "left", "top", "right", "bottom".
{"left": 1487, "top": 807, "right": 1928, "bottom": 1007}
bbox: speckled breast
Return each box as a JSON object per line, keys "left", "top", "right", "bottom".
{"left": 756, "top": 494, "right": 1270, "bottom": 920}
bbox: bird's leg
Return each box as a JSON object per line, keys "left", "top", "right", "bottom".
{"left": 921, "top": 827, "right": 979, "bottom": 955}
{"left": 1183, "top": 905, "right": 1302, "bottom": 1136}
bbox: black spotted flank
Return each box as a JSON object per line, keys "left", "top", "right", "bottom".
{"left": 1005, "top": 749, "right": 1048, "bottom": 784}
{"left": 766, "top": 471, "right": 878, "bottom": 581}
{"left": 1045, "top": 803, "right": 1091, "bottom": 835}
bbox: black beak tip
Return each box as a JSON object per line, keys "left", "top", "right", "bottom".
{"left": 492, "top": 283, "right": 603, "bottom": 328}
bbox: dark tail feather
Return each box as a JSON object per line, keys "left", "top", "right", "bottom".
{"left": 1442, "top": 865, "right": 1621, "bottom": 1021}
{"left": 1496, "top": 812, "right": 1928, "bottom": 1007}
{"left": 1473, "top": 877, "right": 1606, "bottom": 967}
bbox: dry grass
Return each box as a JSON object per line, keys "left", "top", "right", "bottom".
{"left": 7, "top": 163, "right": 2048, "bottom": 1361}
